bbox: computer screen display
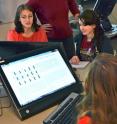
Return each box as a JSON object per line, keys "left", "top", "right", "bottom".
{"left": 1, "top": 49, "right": 75, "bottom": 106}
{"left": 0, "top": 44, "right": 83, "bottom": 120}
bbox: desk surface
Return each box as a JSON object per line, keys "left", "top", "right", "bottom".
{"left": 0, "top": 96, "right": 58, "bottom": 124}
{"left": 0, "top": 64, "right": 90, "bottom": 124}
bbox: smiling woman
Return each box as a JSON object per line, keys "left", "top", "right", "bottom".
{"left": 75, "top": 9, "right": 113, "bottom": 62}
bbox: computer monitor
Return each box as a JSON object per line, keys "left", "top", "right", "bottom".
{"left": 93, "top": 0, "right": 117, "bottom": 32}
{"left": 0, "top": 41, "right": 65, "bottom": 59}
{"left": 0, "top": 42, "right": 83, "bottom": 120}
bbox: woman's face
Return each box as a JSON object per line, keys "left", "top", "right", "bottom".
{"left": 79, "top": 19, "right": 96, "bottom": 36}
{"left": 19, "top": 9, "right": 33, "bottom": 29}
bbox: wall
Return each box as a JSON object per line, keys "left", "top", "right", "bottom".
{"left": 109, "top": 3, "right": 117, "bottom": 24}
{"left": 0, "top": 0, "right": 28, "bottom": 23}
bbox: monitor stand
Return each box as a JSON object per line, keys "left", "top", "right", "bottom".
{"left": 105, "top": 24, "right": 117, "bottom": 38}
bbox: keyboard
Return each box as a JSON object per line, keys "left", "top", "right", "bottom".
{"left": 43, "top": 92, "right": 83, "bottom": 124}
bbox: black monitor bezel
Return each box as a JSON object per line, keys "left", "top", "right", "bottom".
{"left": 0, "top": 42, "right": 83, "bottom": 120}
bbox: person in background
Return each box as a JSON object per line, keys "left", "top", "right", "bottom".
{"left": 75, "top": 9, "right": 113, "bottom": 62}
{"left": 7, "top": 4, "right": 48, "bottom": 42}
{"left": 26, "top": 0, "right": 80, "bottom": 64}
{"left": 76, "top": 53, "right": 117, "bottom": 124}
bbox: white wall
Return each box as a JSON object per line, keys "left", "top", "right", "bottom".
{"left": 0, "top": 0, "right": 28, "bottom": 23}
{"left": 0, "top": 22, "right": 14, "bottom": 41}
{"left": 109, "top": 3, "right": 117, "bottom": 24}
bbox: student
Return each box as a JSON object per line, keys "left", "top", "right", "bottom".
{"left": 7, "top": 4, "right": 48, "bottom": 42}
{"left": 76, "top": 53, "right": 117, "bottom": 124}
{"left": 26, "top": 0, "right": 80, "bottom": 63}
{"left": 75, "top": 9, "right": 113, "bottom": 61}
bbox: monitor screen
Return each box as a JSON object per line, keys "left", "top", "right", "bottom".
{"left": 1, "top": 49, "right": 76, "bottom": 106}
{"left": 0, "top": 44, "right": 83, "bottom": 120}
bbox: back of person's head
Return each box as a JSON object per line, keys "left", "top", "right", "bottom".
{"left": 14, "top": 4, "right": 39, "bottom": 33}
{"left": 77, "top": 53, "right": 117, "bottom": 124}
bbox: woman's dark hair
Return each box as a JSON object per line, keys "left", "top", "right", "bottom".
{"left": 14, "top": 4, "right": 39, "bottom": 33}
{"left": 79, "top": 9, "right": 104, "bottom": 51}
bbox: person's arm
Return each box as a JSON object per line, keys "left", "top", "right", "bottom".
{"left": 68, "top": 0, "right": 80, "bottom": 19}
{"left": 69, "top": 33, "right": 83, "bottom": 64}
{"left": 38, "top": 27, "right": 48, "bottom": 42}
{"left": 26, "top": 0, "right": 37, "bottom": 12}
{"left": 69, "top": 56, "right": 80, "bottom": 64}
{"left": 7, "top": 30, "right": 17, "bottom": 41}
{"left": 99, "top": 36, "right": 113, "bottom": 54}
{"left": 40, "top": 24, "right": 53, "bottom": 33}
{"left": 75, "top": 33, "right": 83, "bottom": 57}
{"left": 27, "top": 1, "right": 53, "bottom": 33}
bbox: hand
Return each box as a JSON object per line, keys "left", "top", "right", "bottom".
{"left": 41, "top": 24, "right": 53, "bottom": 32}
{"left": 69, "top": 56, "right": 80, "bottom": 65}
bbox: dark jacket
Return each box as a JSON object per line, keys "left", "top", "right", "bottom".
{"left": 75, "top": 33, "right": 113, "bottom": 59}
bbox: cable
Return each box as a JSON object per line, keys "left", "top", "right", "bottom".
{"left": 0, "top": 86, "right": 11, "bottom": 117}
